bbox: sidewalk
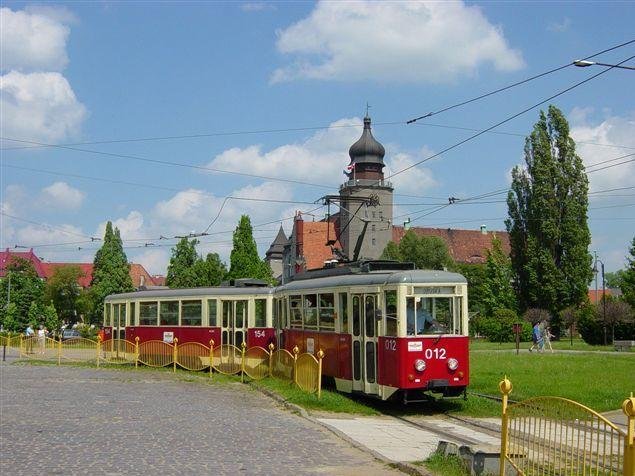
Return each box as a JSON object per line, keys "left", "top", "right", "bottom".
{"left": 316, "top": 416, "right": 500, "bottom": 463}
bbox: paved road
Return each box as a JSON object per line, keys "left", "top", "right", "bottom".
{"left": 0, "top": 363, "right": 401, "bottom": 475}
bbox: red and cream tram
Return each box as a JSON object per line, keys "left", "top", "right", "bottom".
{"left": 104, "top": 261, "right": 469, "bottom": 402}
{"left": 103, "top": 279, "right": 275, "bottom": 349}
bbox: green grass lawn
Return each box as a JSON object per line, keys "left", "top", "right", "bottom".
{"left": 468, "top": 351, "right": 634, "bottom": 412}
{"left": 470, "top": 337, "right": 617, "bottom": 352}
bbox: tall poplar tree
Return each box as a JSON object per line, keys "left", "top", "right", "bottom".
{"left": 89, "top": 222, "right": 134, "bottom": 323}
{"left": 228, "top": 215, "right": 273, "bottom": 283}
{"left": 506, "top": 105, "right": 592, "bottom": 334}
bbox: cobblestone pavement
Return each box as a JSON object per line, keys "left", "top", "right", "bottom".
{"left": 0, "top": 363, "right": 402, "bottom": 475}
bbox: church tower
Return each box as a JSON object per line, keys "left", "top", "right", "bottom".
{"left": 338, "top": 116, "right": 393, "bottom": 261}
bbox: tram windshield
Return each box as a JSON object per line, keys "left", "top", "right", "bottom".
{"left": 406, "top": 296, "right": 454, "bottom": 335}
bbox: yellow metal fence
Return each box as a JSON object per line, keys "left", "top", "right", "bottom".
{"left": 1, "top": 336, "right": 325, "bottom": 397}
{"left": 499, "top": 378, "right": 635, "bottom": 476}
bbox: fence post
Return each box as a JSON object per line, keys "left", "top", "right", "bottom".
{"left": 317, "top": 349, "right": 324, "bottom": 400}
{"left": 57, "top": 336, "right": 62, "bottom": 366}
{"left": 268, "top": 343, "right": 275, "bottom": 378}
{"left": 499, "top": 377, "right": 513, "bottom": 476}
{"left": 292, "top": 345, "right": 299, "bottom": 384}
{"left": 96, "top": 335, "right": 101, "bottom": 368}
{"left": 135, "top": 337, "right": 139, "bottom": 369}
{"left": 623, "top": 394, "right": 635, "bottom": 476}
{"left": 240, "top": 341, "right": 246, "bottom": 383}
{"left": 19, "top": 334, "right": 24, "bottom": 357}
{"left": 209, "top": 339, "right": 214, "bottom": 379}
{"left": 173, "top": 338, "right": 178, "bottom": 373}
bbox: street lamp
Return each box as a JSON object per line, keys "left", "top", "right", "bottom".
{"left": 573, "top": 59, "right": 635, "bottom": 71}
{"left": 592, "top": 252, "right": 607, "bottom": 345}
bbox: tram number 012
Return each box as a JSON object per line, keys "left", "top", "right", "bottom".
{"left": 384, "top": 339, "right": 397, "bottom": 351}
{"left": 424, "top": 348, "right": 446, "bottom": 360}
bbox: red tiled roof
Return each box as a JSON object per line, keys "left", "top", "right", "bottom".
{"left": 300, "top": 221, "right": 341, "bottom": 270}
{"left": 41, "top": 263, "right": 94, "bottom": 288}
{"left": 392, "top": 226, "right": 511, "bottom": 264}
{"left": 0, "top": 249, "right": 158, "bottom": 288}
{"left": 152, "top": 275, "right": 166, "bottom": 286}
{"left": 0, "top": 248, "right": 47, "bottom": 278}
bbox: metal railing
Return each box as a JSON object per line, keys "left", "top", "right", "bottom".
{"left": 1, "top": 335, "right": 325, "bottom": 397}
{"left": 499, "top": 378, "right": 635, "bottom": 476}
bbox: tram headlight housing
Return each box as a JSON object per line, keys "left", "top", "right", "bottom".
{"left": 414, "top": 359, "right": 426, "bottom": 372}
{"left": 447, "top": 358, "right": 459, "bottom": 371}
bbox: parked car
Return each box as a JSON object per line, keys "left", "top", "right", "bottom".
{"left": 61, "top": 329, "right": 81, "bottom": 341}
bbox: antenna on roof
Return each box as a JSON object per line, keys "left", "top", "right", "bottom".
{"left": 365, "top": 102, "right": 371, "bottom": 117}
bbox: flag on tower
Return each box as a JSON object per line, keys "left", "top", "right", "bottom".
{"left": 343, "top": 162, "right": 356, "bottom": 176}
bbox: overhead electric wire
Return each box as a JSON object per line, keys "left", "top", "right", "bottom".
{"left": 389, "top": 53, "right": 635, "bottom": 180}
{"left": 0, "top": 212, "right": 100, "bottom": 241}
{"left": 406, "top": 39, "right": 635, "bottom": 124}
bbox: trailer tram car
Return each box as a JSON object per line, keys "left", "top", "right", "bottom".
{"left": 103, "top": 279, "right": 276, "bottom": 349}
{"left": 103, "top": 261, "right": 469, "bottom": 403}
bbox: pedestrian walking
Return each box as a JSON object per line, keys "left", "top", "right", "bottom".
{"left": 542, "top": 325, "right": 554, "bottom": 353}
{"left": 37, "top": 325, "right": 46, "bottom": 354}
{"left": 529, "top": 321, "right": 543, "bottom": 352}
{"left": 25, "top": 324, "right": 35, "bottom": 353}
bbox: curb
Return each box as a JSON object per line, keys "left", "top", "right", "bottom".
{"left": 249, "top": 382, "right": 435, "bottom": 476}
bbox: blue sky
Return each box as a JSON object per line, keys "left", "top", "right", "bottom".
{"left": 1, "top": 1, "right": 634, "bottom": 277}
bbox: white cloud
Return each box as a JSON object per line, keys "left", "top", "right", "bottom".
{"left": 40, "top": 182, "right": 85, "bottom": 210}
{"left": 0, "top": 7, "right": 86, "bottom": 142}
{"left": 15, "top": 223, "right": 85, "bottom": 246}
{"left": 130, "top": 248, "right": 170, "bottom": 276}
{"left": 96, "top": 211, "right": 145, "bottom": 240}
{"left": 0, "top": 71, "right": 86, "bottom": 142}
{"left": 570, "top": 110, "right": 635, "bottom": 191}
{"left": 207, "top": 117, "right": 437, "bottom": 195}
{"left": 0, "top": 6, "right": 71, "bottom": 72}
{"left": 272, "top": 1, "right": 524, "bottom": 83}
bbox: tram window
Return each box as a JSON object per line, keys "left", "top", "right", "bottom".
{"left": 236, "top": 301, "right": 246, "bottom": 328}
{"left": 352, "top": 296, "right": 360, "bottom": 337}
{"left": 353, "top": 341, "right": 361, "bottom": 380}
{"left": 272, "top": 299, "right": 279, "bottom": 329}
{"left": 104, "top": 304, "right": 110, "bottom": 327}
{"left": 139, "top": 301, "right": 158, "bottom": 326}
{"left": 181, "top": 300, "right": 202, "bottom": 326}
{"left": 208, "top": 299, "right": 218, "bottom": 327}
{"left": 222, "top": 301, "right": 232, "bottom": 328}
{"left": 160, "top": 301, "right": 178, "bottom": 326}
{"left": 365, "top": 296, "right": 375, "bottom": 338}
{"left": 366, "top": 342, "right": 376, "bottom": 383}
{"left": 109, "top": 304, "right": 114, "bottom": 327}
{"left": 290, "top": 296, "right": 302, "bottom": 329}
{"left": 384, "top": 291, "right": 397, "bottom": 337}
{"left": 318, "top": 293, "right": 335, "bottom": 331}
{"left": 255, "top": 299, "right": 266, "bottom": 327}
{"left": 129, "top": 302, "right": 136, "bottom": 326}
{"left": 304, "top": 294, "right": 318, "bottom": 329}
{"left": 120, "top": 304, "right": 127, "bottom": 326}
{"left": 339, "top": 293, "right": 348, "bottom": 333}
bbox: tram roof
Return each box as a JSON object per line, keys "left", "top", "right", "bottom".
{"left": 105, "top": 286, "right": 273, "bottom": 301}
{"left": 278, "top": 269, "right": 466, "bottom": 292}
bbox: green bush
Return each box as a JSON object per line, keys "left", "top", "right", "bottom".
{"left": 578, "top": 303, "right": 635, "bottom": 344}
{"left": 473, "top": 309, "right": 531, "bottom": 342}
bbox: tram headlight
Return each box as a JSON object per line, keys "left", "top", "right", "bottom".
{"left": 447, "top": 358, "right": 459, "bottom": 371}
{"left": 414, "top": 359, "right": 426, "bottom": 372}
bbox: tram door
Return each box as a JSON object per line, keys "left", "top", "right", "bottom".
{"left": 221, "top": 300, "right": 248, "bottom": 348}
{"left": 351, "top": 294, "right": 379, "bottom": 395}
{"left": 112, "top": 303, "right": 126, "bottom": 340}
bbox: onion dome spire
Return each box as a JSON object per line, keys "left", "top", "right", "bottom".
{"left": 348, "top": 115, "right": 385, "bottom": 165}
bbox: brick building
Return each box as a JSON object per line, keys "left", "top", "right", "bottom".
{"left": 0, "top": 248, "right": 164, "bottom": 289}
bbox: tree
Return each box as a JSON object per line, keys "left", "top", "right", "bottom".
{"left": 166, "top": 238, "right": 200, "bottom": 288}
{"left": 44, "top": 265, "right": 84, "bottom": 323}
{"left": 452, "top": 263, "right": 487, "bottom": 315}
{"left": 481, "top": 237, "right": 517, "bottom": 316}
{"left": 380, "top": 230, "right": 453, "bottom": 270}
{"left": 604, "top": 270, "right": 625, "bottom": 289}
{"left": 193, "top": 252, "right": 227, "bottom": 287}
{"left": 0, "top": 257, "right": 45, "bottom": 332}
{"left": 506, "top": 105, "right": 593, "bottom": 336}
{"left": 89, "top": 222, "right": 134, "bottom": 323}
{"left": 622, "top": 235, "right": 635, "bottom": 308}
{"left": 228, "top": 215, "right": 273, "bottom": 283}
